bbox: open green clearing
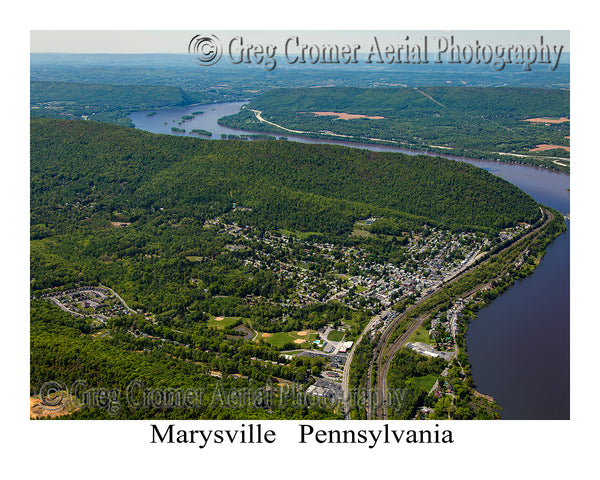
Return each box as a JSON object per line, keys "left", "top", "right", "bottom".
{"left": 279, "top": 229, "right": 323, "bottom": 239}
{"left": 185, "top": 255, "right": 205, "bottom": 262}
{"left": 407, "top": 374, "right": 438, "bottom": 393}
{"left": 327, "top": 330, "right": 345, "bottom": 342}
{"left": 206, "top": 316, "right": 243, "bottom": 330}
{"left": 351, "top": 228, "right": 373, "bottom": 238}
{"left": 407, "top": 324, "right": 431, "bottom": 345}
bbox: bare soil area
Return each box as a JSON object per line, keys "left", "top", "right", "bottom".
{"left": 524, "top": 117, "right": 570, "bottom": 124}
{"left": 30, "top": 396, "right": 78, "bottom": 419}
{"left": 529, "top": 144, "right": 570, "bottom": 152}
{"left": 311, "top": 111, "right": 385, "bottom": 120}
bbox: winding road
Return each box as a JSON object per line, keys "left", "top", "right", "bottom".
{"left": 342, "top": 207, "right": 554, "bottom": 419}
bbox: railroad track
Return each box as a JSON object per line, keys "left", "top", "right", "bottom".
{"left": 364, "top": 208, "right": 554, "bottom": 419}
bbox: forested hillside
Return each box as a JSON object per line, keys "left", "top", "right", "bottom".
{"left": 219, "top": 86, "right": 570, "bottom": 171}
{"left": 30, "top": 118, "right": 541, "bottom": 419}
{"left": 31, "top": 118, "right": 539, "bottom": 236}
{"left": 242, "top": 86, "right": 569, "bottom": 121}
{"left": 30, "top": 81, "right": 213, "bottom": 127}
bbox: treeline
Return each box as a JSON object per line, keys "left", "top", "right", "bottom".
{"left": 30, "top": 81, "right": 213, "bottom": 127}
{"left": 219, "top": 86, "right": 570, "bottom": 170}
{"left": 348, "top": 338, "right": 375, "bottom": 419}
{"left": 31, "top": 118, "right": 540, "bottom": 236}
{"left": 31, "top": 301, "right": 340, "bottom": 419}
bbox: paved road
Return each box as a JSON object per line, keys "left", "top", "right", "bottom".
{"left": 47, "top": 297, "right": 84, "bottom": 317}
{"left": 368, "top": 208, "right": 554, "bottom": 419}
{"left": 99, "top": 284, "right": 137, "bottom": 314}
{"left": 341, "top": 312, "right": 387, "bottom": 419}
{"left": 250, "top": 109, "right": 306, "bottom": 134}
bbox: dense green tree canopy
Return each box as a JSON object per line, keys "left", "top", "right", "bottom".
{"left": 220, "top": 86, "right": 570, "bottom": 170}
{"left": 31, "top": 118, "right": 540, "bottom": 235}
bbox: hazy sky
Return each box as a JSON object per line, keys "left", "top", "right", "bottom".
{"left": 30, "top": 30, "right": 570, "bottom": 54}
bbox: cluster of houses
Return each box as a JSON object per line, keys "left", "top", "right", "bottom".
{"left": 200, "top": 206, "right": 493, "bottom": 318}
{"left": 41, "top": 286, "right": 132, "bottom": 324}
{"left": 214, "top": 222, "right": 487, "bottom": 314}
{"left": 498, "top": 222, "right": 531, "bottom": 242}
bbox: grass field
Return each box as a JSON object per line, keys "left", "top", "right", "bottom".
{"left": 327, "top": 330, "right": 345, "bottom": 342}
{"left": 407, "top": 324, "right": 431, "bottom": 345}
{"left": 408, "top": 375, "right": 437, "bottom": 393}
{"left": 279, "top": 229, "right": 323, "bottom": 239}
{"left": 350, "top": 221, "right": 373, "bottom": 238}
{"left": 351, "top": 228, "right": 373, "bottom": 238}
{"left": 207, "top": 316, "right": 243, "bottom": 330}
{"left": 257, "top": 330, "right": 317, "bottom": 348}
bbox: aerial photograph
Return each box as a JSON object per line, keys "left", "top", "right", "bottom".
{"left": 29, "top": 30, "right": 571, "bottom": 424}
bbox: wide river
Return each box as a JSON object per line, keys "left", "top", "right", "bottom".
{"left": 131, "top": 102, "right": 570, "bottom": 419}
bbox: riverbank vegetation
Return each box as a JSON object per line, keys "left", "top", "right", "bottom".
{"left": 30, "top": 81, "right": 213, "bottom": 127}
{"left": 383, "top": 207, "right": 566, "bottom": 419}
{"left": 30, "top": 118, "right": 549, "bottom": 419}
{"left": 219, "top": 86, "right": 570, "bottom": 172}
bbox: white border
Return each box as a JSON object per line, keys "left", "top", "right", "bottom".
{"left": 6, "top": 1, "right": 598, "bottom": 478}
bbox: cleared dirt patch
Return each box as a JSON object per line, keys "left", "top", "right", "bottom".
{"left": 261, "top": 333, "right": 272, "bottom": 338}
{"left": 312, "top": 111, "right": 385, "bottom": 120}
{"left": 30, "top": 396, "right": 78, "bottom": 419}
{"left": 529, "top": 144, "right": 570, "bottom": 152}
{"left": 293, "top": 338, "right": 305, "bottom": 344}
{"left": 524, "top": 117, "right": 570, "bottom": 124}
{"left": 297, "top": 330, "right": 307, "bottom": 336}
{"left": 110, "top": 221, "right": 131, "bottom": 228}
{"left": 214, "top": 316, "right": 224, "bottom": 322}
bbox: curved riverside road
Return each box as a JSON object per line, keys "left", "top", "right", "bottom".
{"left": 249, "top": 109, "right": 307, "bottom": 134}
{"left": 131, "top": 103, "right": 569, "bottom": 418}
{"left": 343, "top": 208, "right": 554, "bottom": 420}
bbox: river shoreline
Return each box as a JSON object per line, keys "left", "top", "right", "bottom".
{"left": 131, "top": 101, "right": 569, "bottom": 174}
{"left": 130, "top": 101, "right": 570, "bottom": 419}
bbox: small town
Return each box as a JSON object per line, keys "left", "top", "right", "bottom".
{"left": 36, "top": 203, "right": 530, "bottom": 415}
{"left": 203, "top": 206, "right": 521, "bottom": 313}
